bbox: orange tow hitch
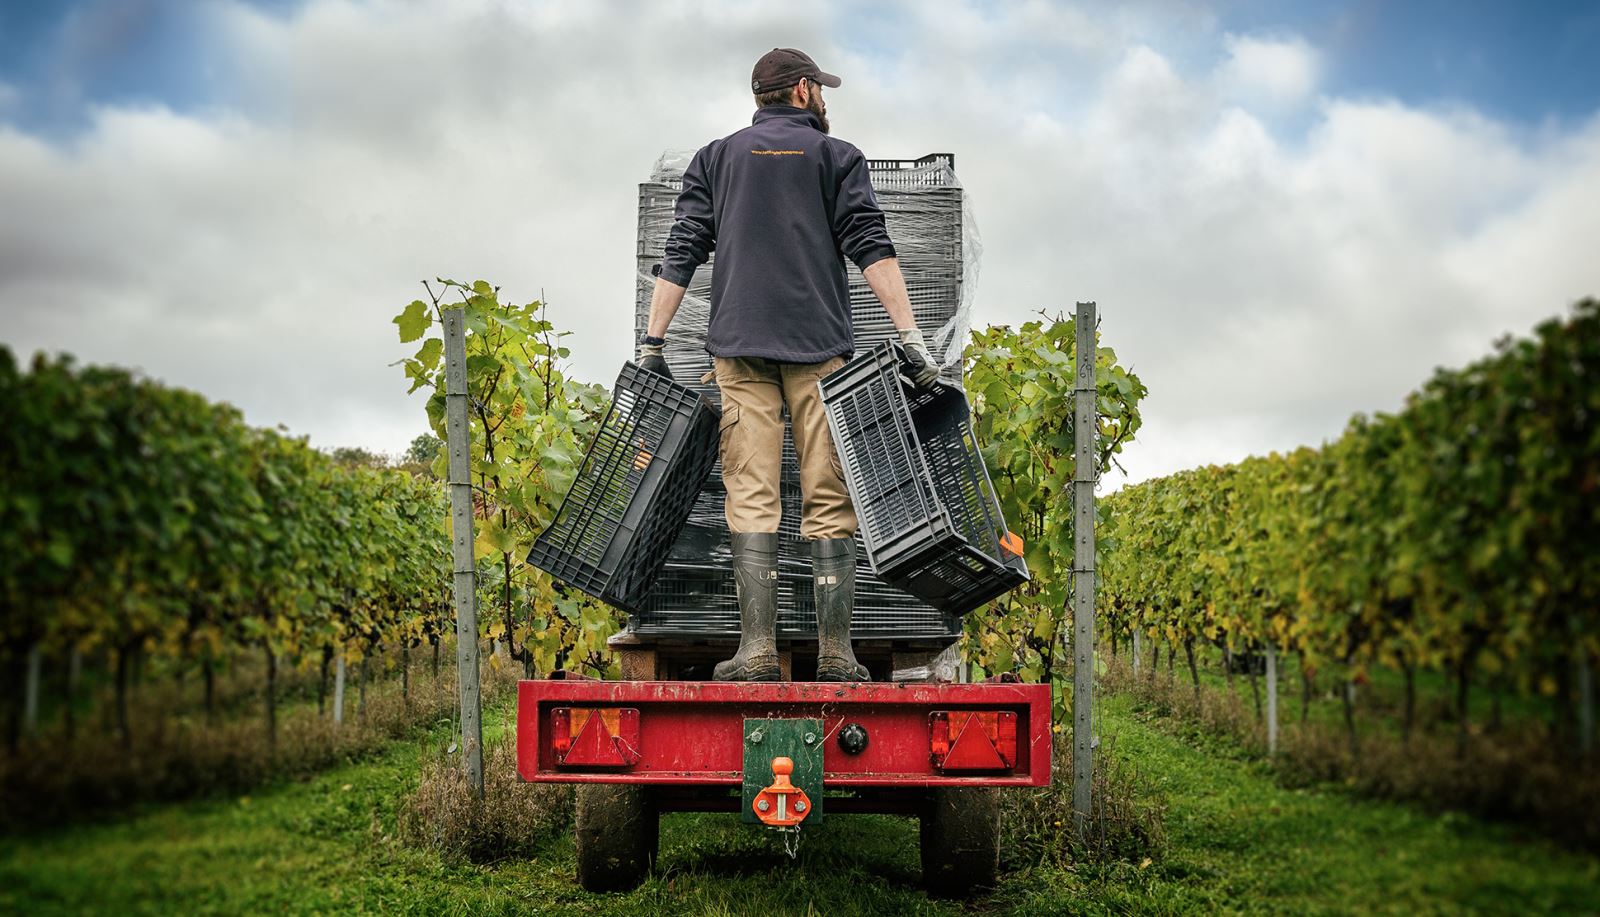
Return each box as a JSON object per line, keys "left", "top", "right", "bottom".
{"left": 751, "top": 756, "right": 811, "bottom": 827}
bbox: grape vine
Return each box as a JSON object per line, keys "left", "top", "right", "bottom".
{"left": 1101, "top": 299, "right": 1600, "bottom": 748}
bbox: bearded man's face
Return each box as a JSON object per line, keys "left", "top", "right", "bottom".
{"left": 805, "top": 81, "right": 829, "bottom": 135}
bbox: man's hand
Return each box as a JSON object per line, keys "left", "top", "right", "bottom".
{"left": 867, "top": 261, "right": 937, "bottom": 388}
{"left": 897, "top": 328, "right": 940, "bottom": 389}
{"left": 638, "top": 337, "right": 673, "bottom": 380}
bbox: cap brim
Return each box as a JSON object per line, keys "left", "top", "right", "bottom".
{"left": 816, "top": 70, "right": 841, "bottom": 88}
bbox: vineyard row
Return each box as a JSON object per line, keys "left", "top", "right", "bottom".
{"left": 0, "top": 349, "right": 454, "bottom": 747}
{"left": 1100, "top": 298, "right": 1599, "bottom": 750}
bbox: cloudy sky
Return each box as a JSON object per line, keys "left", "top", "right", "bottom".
{"left": 2, "top": 0, "right": 1597, "bottom": 486}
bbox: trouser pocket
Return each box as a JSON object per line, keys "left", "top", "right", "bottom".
{"left": 719, "top": 403, "right": 747, "bottom": 476}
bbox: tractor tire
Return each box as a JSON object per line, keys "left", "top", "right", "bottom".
{"left": 574, "top": 784, "right": 657, "bottom": 892}
{"left": 920, "top": 787, "right": 1000, "bottom": 898}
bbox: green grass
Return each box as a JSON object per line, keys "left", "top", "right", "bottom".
{"left": 1045, "top": 693, "right": 1600, "bottom": 914}
{"left": 2, "top": 693, "right": 1597, "bottom": 915}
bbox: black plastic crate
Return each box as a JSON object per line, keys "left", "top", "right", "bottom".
{"left": 527, "top": 362, "right": 721, "bottom": 614}
{"left": 819, "top": 342, "right": 1028, "bottom": 614}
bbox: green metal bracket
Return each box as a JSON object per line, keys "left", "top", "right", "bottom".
{"left": 741, "top": 717, "right": 824, "bottom": 824}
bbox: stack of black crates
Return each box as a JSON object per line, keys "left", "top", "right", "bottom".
{"left": 629, "top": 153, "right": 972, "bottom": 645}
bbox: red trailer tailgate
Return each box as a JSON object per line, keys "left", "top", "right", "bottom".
{"left": 517, "top": 680, "right": 1052, "bottom": 788}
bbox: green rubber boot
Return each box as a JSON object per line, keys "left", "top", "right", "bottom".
{"left": 813, "top": 537, "right": 870, "bottom": 682}
{"left": 713, "top": 532, "right": 782, "bottom": 682}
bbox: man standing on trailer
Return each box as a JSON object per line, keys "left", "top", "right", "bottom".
{"left": 638, "top": 48, "right": 940, "bottom": 683}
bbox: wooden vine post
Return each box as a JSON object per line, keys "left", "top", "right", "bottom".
{"left": 444, "top": 306, "right": 484, "bottom": 798}
{"left": 1580, "top": 648, "right": 1594, "bottom": 757}
{"left": 1072, "top": 302, "right": 1097, "bottom": 832}
{"left": 1266, "top": 641, "right": 1279, "bottom": 756}
{"left": 24, "top": 644, "right": 41, "bottom": 736}
{"left": 333, "top": 655, "right": 346, "bottom": 727}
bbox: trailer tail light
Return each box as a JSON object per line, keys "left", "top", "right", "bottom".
{"left": 551, "top": 707, "right": 641, "bottom": 768}
{"left": 929, "top": 711, "right": 1017, "bottom": 771}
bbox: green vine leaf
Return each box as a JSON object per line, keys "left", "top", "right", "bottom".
{"left": 394, "top": 300, "right": 431, "bottom": 343}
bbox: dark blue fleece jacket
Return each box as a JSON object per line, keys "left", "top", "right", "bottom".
{"left": 658, "top": 106, "right": 896, "bottom": 363}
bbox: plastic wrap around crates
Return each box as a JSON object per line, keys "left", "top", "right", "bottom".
{"left": 527, "top": 363, "right": 721, "bottom": 613}
{"left": 849, "top": 276, "right": 963, "bottom": 375}
{"left": 637, "top": 167, "right": 962, "bottom": 247}
{"left": 863, "top": 154, "right": 958, "bottom": 186}
{"left": 819, "top": 342, "right": 1029, "bottom": 615}
{"left": 632, "top": 249, "right": 962, "bottom": 327}
{"left": 679, "top": 479, "right": 805, "bottom": 540}
{"left": 647, "top": 151, "right": 956, "bottom": 193}
{"left": 635, "top": 265, "right": 963, "bottom": 390}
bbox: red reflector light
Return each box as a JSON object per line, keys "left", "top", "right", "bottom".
{"left": 551, "top": 708, "right": 574, "bottom": 757}
{"left": 929, "top": 711, "right": 1017, "bottom": 771}
{"left": 550, "top": 707, "right": 641, "bottom": 767}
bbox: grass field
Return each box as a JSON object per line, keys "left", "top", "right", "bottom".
{"left": 4, "top": 689, "right": 1597, "bottom": 915}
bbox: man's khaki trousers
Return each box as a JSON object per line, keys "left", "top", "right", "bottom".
{"left": 714, "top": 355, "right": 858, "bottom": 539}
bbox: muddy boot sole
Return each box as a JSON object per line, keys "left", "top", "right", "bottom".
{"left": 713, "top": 655, "right": 782, "bottom": 682}
{"left": 816, "top": 657, "right": 870, "bottom": 682}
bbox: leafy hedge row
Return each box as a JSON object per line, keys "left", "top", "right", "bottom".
{"left": 1102, "top": 299, "right": 1599, "bottom": 742}
{"left": 0, "top": 348, "right": 452, "bottom": 744}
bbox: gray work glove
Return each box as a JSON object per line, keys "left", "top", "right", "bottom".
{"left": 637, "top": 337, "right": 673, "bottom": 380}
{"left": 897, "top": 328, "right": 940, "bottom": 389}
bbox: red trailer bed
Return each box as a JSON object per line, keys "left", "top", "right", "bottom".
{"left": 517, "top": 679, "right": 1052, "bottom": 787}
{"left": 516, "top": 675, "right": 1053, "bottom": 895}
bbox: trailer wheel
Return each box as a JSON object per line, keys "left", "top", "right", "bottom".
{"left": 574, "top": 784, "right": 657, "bottom": 892}
{"left": 920, "top": 787, "right": 1000, "bottom": 898}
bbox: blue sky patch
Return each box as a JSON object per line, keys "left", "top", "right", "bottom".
{"left": 3, "top": 0, "right": 1597, "bottom": 140}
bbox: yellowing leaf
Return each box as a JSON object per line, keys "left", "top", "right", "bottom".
{"left": 394, "top": 300, "right": 431, "bottom": 343}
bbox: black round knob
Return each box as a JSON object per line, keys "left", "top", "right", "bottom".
{"left": 838, "top": 722, "right": 869, "bottom": 755}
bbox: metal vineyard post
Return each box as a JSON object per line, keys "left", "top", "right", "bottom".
{"left": 444, "top": 306, "right": 484, "bottom": 798}
{"left": 1072, "top": 303, "right": 1097, "bottom": 832}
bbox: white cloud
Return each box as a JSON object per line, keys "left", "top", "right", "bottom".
{"left": 0, "top": 0, "right": 1595, "bottom": 490}
{"left": 1215, "top": 33, "right": 1321, "bottom": 112}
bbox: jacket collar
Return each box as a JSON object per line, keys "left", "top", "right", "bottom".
{"left": 752, "top": 105, "right": 823, "bottom": 131}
